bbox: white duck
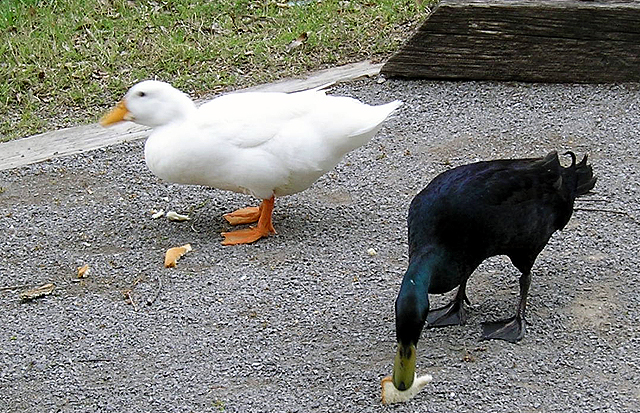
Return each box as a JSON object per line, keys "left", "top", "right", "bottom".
{"left": 101, "top": 80, "right": 401, "bottom": 245}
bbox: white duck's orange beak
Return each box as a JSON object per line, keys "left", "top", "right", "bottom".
{"left": 100, "top": 100, "right": 131, "bottom": 126}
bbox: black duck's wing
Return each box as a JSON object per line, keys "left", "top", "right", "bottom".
{"left": 482, "top": 152, "right": 565, "bottom": 206}
{"left": 409, "top": 152, "right": 575, "bottom": 257}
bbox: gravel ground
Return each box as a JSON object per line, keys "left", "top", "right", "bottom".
{"left": 1, "top": 78, "right": 639, "bottom": 413}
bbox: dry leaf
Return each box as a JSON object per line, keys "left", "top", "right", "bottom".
{"left": 164, "top": 244, "right": 193, "bottom": 268}
{"left": 20, "top": 283, "right": 55, "bottom": 301}
{"left": 286, "top": 32, "right": 309, "bottom": 52}
{"left": 77, "top": 264, "right": 90, "bottom": 278}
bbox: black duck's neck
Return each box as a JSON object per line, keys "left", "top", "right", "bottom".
{"left": 395, "top": 254, "right": 434, "bottom": 346}
{"left": 392, "top": 252, "right": 437, "bottom": 391}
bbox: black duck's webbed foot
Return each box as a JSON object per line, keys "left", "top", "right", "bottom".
{"left": 427, "top": 300, "right": 465, "bottom": 327}
{"left": 482, "top": 268, "right": 533, "bottom": 343}
{"left": 427, "top": 282, "right": 469, "bottom": 327}
{"left": 482, "top": 268, "right": 531, "bottom": 342}
{"left": 481, "top": 315, "right": 525, "bottom": 343}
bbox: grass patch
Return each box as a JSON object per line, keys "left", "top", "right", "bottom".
{"left": 0, "top": 0, "right": 430, "bottom": 142}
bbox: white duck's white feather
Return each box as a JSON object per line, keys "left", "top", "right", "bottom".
{"left": 124, "top": 80, "right": 401, "bottom": 200}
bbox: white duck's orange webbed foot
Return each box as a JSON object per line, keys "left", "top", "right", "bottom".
{"left": 221, "top": 196, "right": 276, "bottom": 245}
{"left": 221, "top": 226, "right": 273, "bottom": 245}
{"left": 223, "top": 206, "right": 260, "bottom": 225}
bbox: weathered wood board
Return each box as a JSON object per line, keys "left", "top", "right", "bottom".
{"left": 382, "top": 0, "right": 640, "bottom": 83}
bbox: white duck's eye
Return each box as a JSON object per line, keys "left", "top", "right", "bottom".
{"left": 137, "top": 91, "right": 146, "bottom": 97}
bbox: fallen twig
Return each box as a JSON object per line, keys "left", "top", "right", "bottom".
{"left": 574, "top": 207, "right": 639, "bottom": 224}
{"left": 0, "top": 284, "right": 30, "bottom": 292}
{"left": 122, "top": 289, "right": 138, "bottom": 311}
{"left": 20, "top": 283, "right": 55, "bottom": 301}
{"left": 576, "top": 198, "right": 609, "bottom": 203}
{"left": 122, "top": 276, "right": 145, "bottom": 311}
{"left": 574, "top": 207, "right": 628, "bottom": 215}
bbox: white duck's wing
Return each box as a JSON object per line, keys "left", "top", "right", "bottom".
{"left": 196, "top": 91, "right": 324, "bottom": 148}
{"left": 164, "top": 89, "right": 401, "bottom": 198}
{"left": 254, "top": 93, "right": 402, "bottom": 195}
{"left": 285, "top": 94, "right": 402, "bottom": 156}
{"left": 199, "top": 89, "right": 400, "bottom": 148}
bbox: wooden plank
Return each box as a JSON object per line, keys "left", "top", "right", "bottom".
{"left": 382, "top": 0, "right": 640, "bottom": 82}
{"left": 0, "top": 61, "right": 381, "bottom": 171}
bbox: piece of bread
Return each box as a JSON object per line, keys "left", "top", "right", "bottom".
{"left": 166, "top": 211, "right": 190, "bottom": 221}
{"left": 381, "top": 373, "right": 433, "bottom": 404}
{"left": 164, "top": 244, "right": 192, "bottom": 268}
{"left": 77, "top": 264, "right": 90, "bottom": 278}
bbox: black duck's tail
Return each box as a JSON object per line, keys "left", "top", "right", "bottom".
{"left": 564, "top": 151, "right": 597, "bottom": 197}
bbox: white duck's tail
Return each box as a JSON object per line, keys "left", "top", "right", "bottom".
{"left": 348, "top": 99, "right": 403, "bottom": 140}
{"left": 298, "top": 93, "right": 402, "bottom": 164}
{"left": 316, "top": 98, "right": 402, "bottom": 161}
{"left": 376, "top": 100, "right": 403, "bottom": 123}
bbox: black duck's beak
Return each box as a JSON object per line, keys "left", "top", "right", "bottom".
{"left": 392, "top": 342, "right": 416, "bottom": 390}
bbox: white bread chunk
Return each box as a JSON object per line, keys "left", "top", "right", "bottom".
{"left": 381, "top": 373, "right": 432, "bottom": 404}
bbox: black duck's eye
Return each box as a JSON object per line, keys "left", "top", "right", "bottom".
{"left": 137, "top": 91, "right": 146, "bottom": 97}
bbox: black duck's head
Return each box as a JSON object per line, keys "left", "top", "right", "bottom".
{"left": 393, "top": 262, "right": 430, "bottom": 391}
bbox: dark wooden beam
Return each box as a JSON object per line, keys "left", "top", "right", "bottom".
{"left": 382, "top": 0, "right": 640, "bottom": 83}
